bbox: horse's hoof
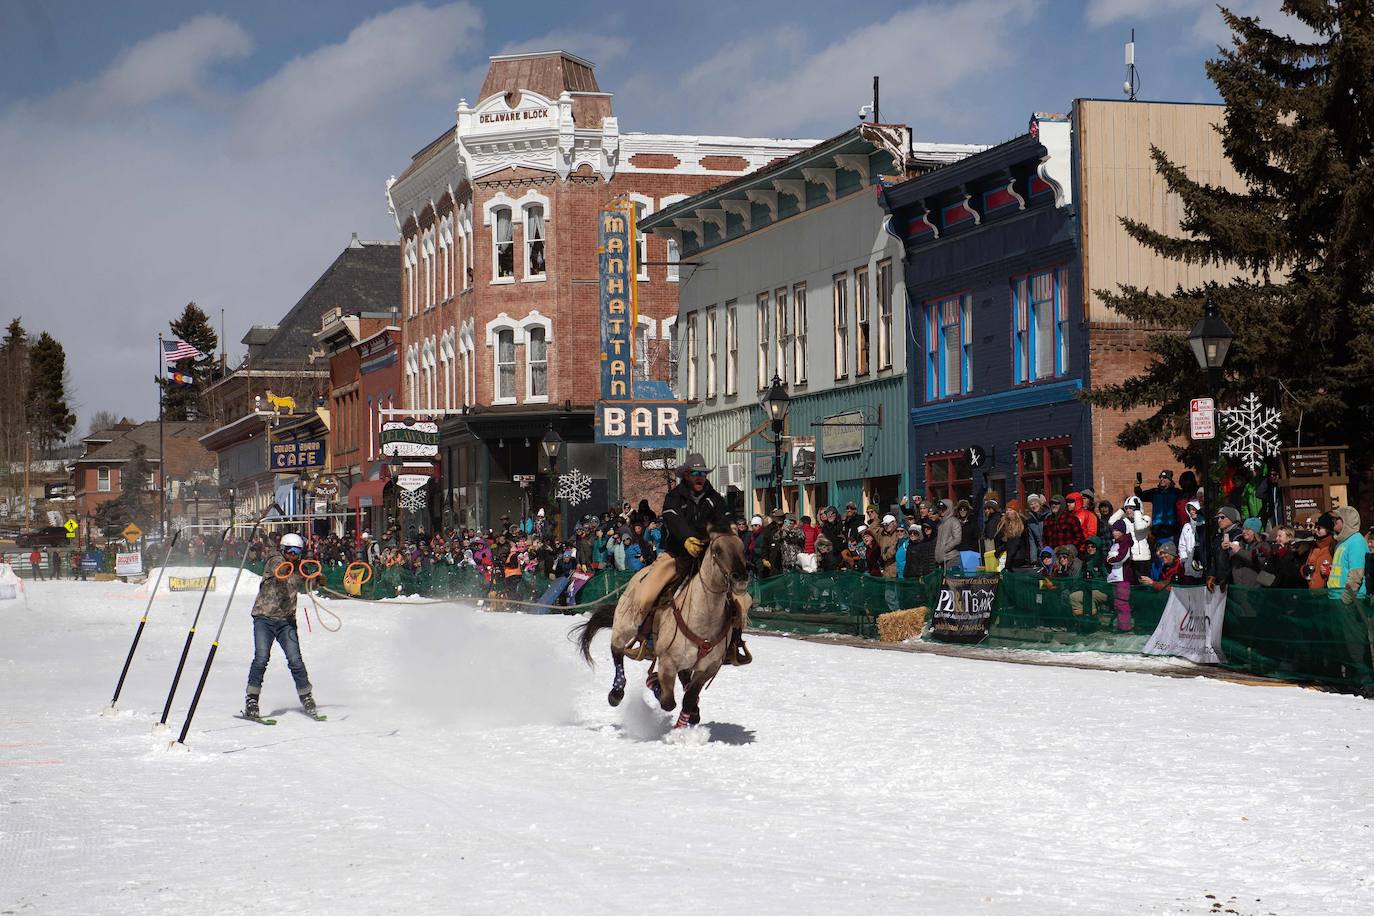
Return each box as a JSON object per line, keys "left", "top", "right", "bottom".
{"left": 608, "top": 687, "right": 624, "bottom": 707}
{"left": 687, "top": 710, "right": 700, "bottom": 726}
{"left": 673, "top": 711, "right": 692, "bottom": 730}
{"left": 659, "top": 694, "right": 677, "bottom": 712}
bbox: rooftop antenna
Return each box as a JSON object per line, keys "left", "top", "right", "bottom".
{"left": 1124, "top": 29, "right": 1140, "bottom": 101}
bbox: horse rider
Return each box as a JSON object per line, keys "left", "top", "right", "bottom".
{"left": 622, "top": 453, "right": 750, "bottom": 664}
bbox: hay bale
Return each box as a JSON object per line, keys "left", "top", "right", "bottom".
{"left": 877, "top": 607, "right": 928, "bottom": 643}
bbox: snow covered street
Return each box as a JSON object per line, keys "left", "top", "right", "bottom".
{"left": 3, "top": 576, "right": 1373, "bottom": 915}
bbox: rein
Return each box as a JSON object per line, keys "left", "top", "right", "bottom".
{"left": 665, "top": 548, "right": 736, "bottom": 665}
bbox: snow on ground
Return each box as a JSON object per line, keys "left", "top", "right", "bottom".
{"left": 2, "top": 575, "right": 1373, "bottom": 915}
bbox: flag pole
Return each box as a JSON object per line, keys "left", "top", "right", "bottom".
{"left": 158, "top": 333, "right": 165, "bottom": 542}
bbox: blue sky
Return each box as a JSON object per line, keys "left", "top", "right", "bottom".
{"left": 0, "top": 0, "right": 1302, "bottom": 430}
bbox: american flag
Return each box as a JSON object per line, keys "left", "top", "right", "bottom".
{"left": 163, "top": 338, "right": 206, "bottom": 364}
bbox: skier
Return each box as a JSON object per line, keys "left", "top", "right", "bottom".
{"left": 244, "top": 532, "right": 318, "bottom": 720}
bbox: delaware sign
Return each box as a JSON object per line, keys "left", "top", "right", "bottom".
{"left": 595, "top": 200, "right": 689, "bottom": 448}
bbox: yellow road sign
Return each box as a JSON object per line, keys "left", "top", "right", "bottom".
{"left": 64, "top": 519, "right": 78, "bottom": 538}
{"left": 122, "top": 523, "right": 142, "bottom": 542}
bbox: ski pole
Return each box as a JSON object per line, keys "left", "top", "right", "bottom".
{"left": 157, "top": 524, "right": 232, "bottom": 727}
{"left": 175, "top": 505, "right": 280, "bottom": 747}
{"left": 108, "top": 529, "right": 182, "bottom": 711}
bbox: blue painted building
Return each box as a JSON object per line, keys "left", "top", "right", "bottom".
{"left": 879, "top": 115, "right": 1089, "bottom": 505}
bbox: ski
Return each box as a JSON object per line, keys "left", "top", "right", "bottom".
{"left": 300, "top": 711, "right": 327, "bottom": 721}
{"left": 235, "top": 714, "right": 278, "bottom": 726}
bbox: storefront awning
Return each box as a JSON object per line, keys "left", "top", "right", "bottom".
{"left": 348, "top": 479, "right": 387, "bottom": 509}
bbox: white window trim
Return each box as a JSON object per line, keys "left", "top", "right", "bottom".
{"left": 706, "top": 307, "right": 718, "bottom": 399}
{"left": 661, "top": 316, "right": 678, "bottom": 396}
{"left": 659, "top": 195, "right": 688, "bottom": 283}
{"left": 686, "top": 312, "right": 699, "bottom": 400}
{"left": 792, "top": 282, "right": 807, "bottom": 386}
{"left": 492, "top": 326, "right": 518, "bottom": 405}
{"left": 833, "top": 273, "right": 849, "bottom": 381}
{"left": 483, "top": 193, "right": 519, "bottom": 285}
{"left": 725, "top": 301, "right": 738, "bottom": 396}
{"left": 517, "top": 192, "right": 551, "bottom": 283}
{"left": 626, "top": 193, "right": 653, "bottom": 281}
{"left": 877, "top": 259, "right": 895, "bottom": 371}
{"left": 635, "top": 316, "right": 656, "bottom": 380}
{"left": 525, "top": 326, "right": 550, "bottom": 404}
{"left": 756, "top": 293, "right": 770, "bottom": 391}
{"left": 98, "top": 466, "right": 111, "bottom": 492}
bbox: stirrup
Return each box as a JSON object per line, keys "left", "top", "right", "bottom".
{"left": 622, "top": 633, "right": 655, "bottom": 661}
{"left": 727, "top": 634, "right": 752, "bottom": 666}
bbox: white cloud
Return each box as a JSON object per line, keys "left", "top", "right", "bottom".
{"left": 69, "top": 14, "right": 253, "bottom": 110}
{"left": 236, "top": 2, "right": 484, "bottom": 148}
{"left": 1085, "top": 0, "right": 1317, "bottom": 45}
{"left": 497, "top": 29, "right": 632, "bottom": 67}
{"left": 0, "top": 5, "right": 491, "bottom": 429}
{"left": 659, "top": 0, "right": 1039, "bottom": 138}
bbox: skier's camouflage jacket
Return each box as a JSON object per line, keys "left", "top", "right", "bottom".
{"left": 251, "top": 551, "right": 302, "bottom": 620}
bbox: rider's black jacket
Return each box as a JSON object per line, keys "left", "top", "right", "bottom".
{"left": 660, "top": 480, "right": 731, "bottom": 559}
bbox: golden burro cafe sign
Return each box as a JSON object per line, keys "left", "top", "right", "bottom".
{"left": 595, "top": 201, "right": 688, "bottom": 449}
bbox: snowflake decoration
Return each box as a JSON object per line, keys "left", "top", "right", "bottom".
{"left": 399, "top": 488, "right": 428, "bottom": 514}
{"left": 556, "top": 468, "right": 592, "bottom": 507}
{"left": 1220, "top": 392, "right": 1282, "bottom": 472}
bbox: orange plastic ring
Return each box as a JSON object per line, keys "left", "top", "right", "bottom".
{"left": 274, "top": 561, "right": 296, "bottom": 580}
{"left": 298, "top": 559, "right": 322, "bottom": 580}
{"left": 345, "top": 561, "right": 373, "bottom": 585}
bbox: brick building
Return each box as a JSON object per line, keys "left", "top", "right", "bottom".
{"left": 315, "top": 308, "right": 401, "bottom": 537}
{"left": 72, "top": 420, "right": 216, "bottom": 540}
{"left": 384, "top": 50, "right": 813, "bottom": 532}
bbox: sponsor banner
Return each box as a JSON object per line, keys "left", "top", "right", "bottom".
{"left": 115, "top": 551, "right": 144, "bottom": 577}
{"left": 598, "top": 205, "right": 635, "bottom": 400}
{"left": 1143, "top": 587, "right": 1227, "bottom": 664}
{"left": 270, "top": 438, "right": 325, "bottom": 471}
{"left": 169, "top": 576, "right": 217, "bottom": 592}
{"left": 930, "top": 573, "right": 1000, "bottom": 643}
{"left": 790, "top": 436, "right": 816, "bottom": 482}
{"left": 380, "top": 422, "right": 439, "bottom": 458}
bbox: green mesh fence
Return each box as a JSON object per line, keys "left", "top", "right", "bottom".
{"left": 148, "top": 551, "right": 1373, "bottom": 690}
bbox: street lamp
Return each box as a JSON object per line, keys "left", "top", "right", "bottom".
{"left": 541, "top": 423, "right": 563, "bottom": 531}
{"left": 762, "top": 373, "right": 791, "bottom": 514}
{"left": 1187, "top": 291, "right": 1234, "bottom": 580}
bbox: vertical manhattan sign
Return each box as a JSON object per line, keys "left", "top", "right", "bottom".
{"left": 595, "top": 200, "right": 689, "bottom": 448}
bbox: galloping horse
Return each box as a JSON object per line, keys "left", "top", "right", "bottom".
{"left": 575, "top": 525, "right": 750, "bottom": 729}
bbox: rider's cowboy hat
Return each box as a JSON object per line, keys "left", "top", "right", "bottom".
{"left": 678, "top": 453, "right": 713, "bottom": 476}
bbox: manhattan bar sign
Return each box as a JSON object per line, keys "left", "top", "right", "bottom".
{"left": 595, "top": 201, "right": 689, "bottom": 448}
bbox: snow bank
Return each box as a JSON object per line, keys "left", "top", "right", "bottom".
{"left": 139, "top": 566, "right": 263, "bottom": 597}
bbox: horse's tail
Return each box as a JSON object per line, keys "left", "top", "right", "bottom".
{"left": 571, "top": 601, "right": 616, "bottom": 667}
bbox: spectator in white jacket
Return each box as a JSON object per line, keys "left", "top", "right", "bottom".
{"left": 1110, "top": 495, "right": 1153, "bottom": 582}
{"left": 1176, "top": 500, "right": 1202, "bottom": 583}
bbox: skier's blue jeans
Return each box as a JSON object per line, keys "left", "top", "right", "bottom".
{"left": 246, "top": 617, "right": 312, "bottom": 698}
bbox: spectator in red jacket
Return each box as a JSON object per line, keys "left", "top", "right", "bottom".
{"left": 1067, "top": 492, "right": 1098, "bottom": 540}
{"left": 1043, "top": 494, "right": 1087, "bottom": 555}
{"left": 799, "top": 515, "right": 820, "bottom": 554}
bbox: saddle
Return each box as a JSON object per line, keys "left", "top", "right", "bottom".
{"left": 623, "top": 560, "right": 751, "bottom": 666}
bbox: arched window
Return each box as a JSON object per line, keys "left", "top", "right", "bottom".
{"left": 525, "top": 206, "right": 545, "bottom": 278}
{"left": 527, "top": 327, "right": 548, "bottom": 400}
{"left": 493, "top": 208, "right": 514, "bottom": 280}
{"left": 495, "top": 329, "right": 516, "bottom": 402}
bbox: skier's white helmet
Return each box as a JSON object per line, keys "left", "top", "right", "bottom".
{"left": 280, "top": 533, "right": 305, "bottom": 553}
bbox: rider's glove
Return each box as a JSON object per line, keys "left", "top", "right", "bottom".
{"left": 685, "top": 537, "right": 706, "bottom": 558}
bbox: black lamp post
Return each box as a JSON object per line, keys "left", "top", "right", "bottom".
{"left": 762, "top": 373, "right": 791, "bottom": 514}
{"left": 541, "top": 423, "right": 563, "bottom": 528}
{"left": 1187, "top": 291, "right": 1234, "bottom": 579}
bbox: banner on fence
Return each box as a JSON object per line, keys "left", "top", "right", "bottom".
{"left": 931, "top": 572, "right": 999, "bottom": 642}
{"left": 115, "top": 551, "right": 144, "bottom": 577}
{"left": 169, "top": 575, "right": 216, "bottom": 592}
{"left": 1142, "top": 586, "right": 1227, "bottom": 664}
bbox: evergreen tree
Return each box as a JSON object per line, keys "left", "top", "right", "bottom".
{"left": 25, "top": 332, "right": 75, "bottom": 454}
{"left": 1083, "top": 1, "right": 1374, "bottom": 491}
{"left": 95, "top": 444, "right": 154, "bottom": 537}
{"left": 162, "top": 302, "right": 220, "bottom": 420}
{"left": 0, "top": 319, "right": 29, "bottom": 468}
